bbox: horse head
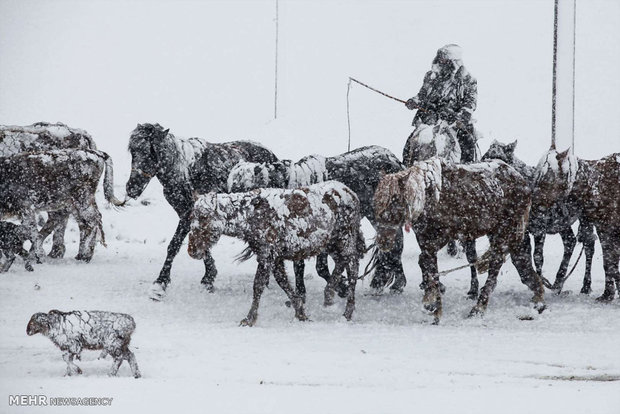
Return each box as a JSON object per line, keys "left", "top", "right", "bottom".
{"left": 373, "top": 159, "right": 442, "bottom": 251}
{"left": 126, "top": 123, "right": 169, "bottom": 199}
{"left": 187, "top": 194, "right": 224, "bottom": 260}
{"left": 533, "top": 147, "right": 578, "bottom": 209}
{"left": 481, "top": 139, "right": 517, "bottom": 164}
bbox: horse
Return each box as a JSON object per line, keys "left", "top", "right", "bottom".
{"left": 227, "top": 145, "right": 406, "bottom": 295}
{"left": 125, "top": 123, "right": 278, "bottom": 300}
{"left": 482, "top": 140, "right": 596, "bottom": 294}
{"left": 373, "top": 158, "right": 545, "bottom": 324}
{"left": 188, "top": 182, "right": 364, "bottom": 326}
{"left": 534, "top": 150, "right": 620, "bottom": 301}
{"left": 401, "top": 121, "right": 481, "bottom": 299}
{"left": 0, "top": 149, "right": 123, "bottom": 262}
{"left": 0, "top": 122, "right": 102, "bottom": 258}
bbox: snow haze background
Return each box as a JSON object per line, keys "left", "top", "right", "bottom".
{"left": 1, "top": 1, "right": 619, "bottom": 413}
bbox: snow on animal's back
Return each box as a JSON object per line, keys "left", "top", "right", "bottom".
{"left": 0, "top": 122, "right": 96, "bottom": 156}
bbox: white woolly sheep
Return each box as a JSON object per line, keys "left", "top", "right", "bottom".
{"left": 27, "top": 310, "right": 141, "bottom": 378}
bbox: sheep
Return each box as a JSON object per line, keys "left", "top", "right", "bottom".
{"left": 0, "top": 221, "right": 33, "bottom": 272}
{"left": 27, "top": 310, "right": 141, "bottom": 378}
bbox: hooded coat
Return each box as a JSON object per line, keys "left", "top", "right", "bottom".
{"left": 405, "top": 45, "right": 478, "bottom": 162}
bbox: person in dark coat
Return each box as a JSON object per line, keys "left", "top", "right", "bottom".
{"left": 404, "top": 44, "right": 478, "bottom": 163}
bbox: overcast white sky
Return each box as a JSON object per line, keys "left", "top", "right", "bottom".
{"left": 1, "top": 0, "right": 618, "bottom": 177}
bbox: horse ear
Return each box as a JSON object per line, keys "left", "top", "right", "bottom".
{"left": 163, "top": 129, "right": 170, "bottom": 135}
{"left": 506, "top": 140, "right": 517, "bottom": 156}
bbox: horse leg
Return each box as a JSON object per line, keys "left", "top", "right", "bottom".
{"left": 48, "top": 211, "right": 69, "bottom": 259}
{"left": 388, "top": 228, "right": 407, "bottom": 293}
{"left": 324, "top": 257, "right": 345, "bottom": 307}
{"left": 551, "top": 227, "right": 577, "bottom": 292}
{"left": 532, "top": 232, "right": 545, "bottom": 278}
{"left": 151, "top": 217, "right": 191, "bottom": 300}
{"left": 0, "top": 251, "right": 15, "bottom": 273}
{"left": 578, "top": 220, "right": 595, "bottom": 295}
{"left": 74, "top": 201, "right": 101, "bottom": 263}
{"left": 419, "top": 248, "right": 442, "bottom": 324}
{"left": 343, "top": 255, "right": 360, "bottom": 321}
{"left": 464, "top": 239, "right": 478, "bottom": 299}
{"left": 240, "top": 259, "right": 272, "bottom": 326}
{"left": 22, "top": 212, "right": 42, "bottom": 264}
{"left": 293, "top": 260, "right": 306, "bottom": 303}
{"left": 596, "top": 228, "right": 620, "bottom": 302}
{"left": 272, "top": 259, "right": 308, "bottom": 321}
{"left": 199, "top": 251, "right": 217, "bottom": 293}
{"left": 510, "top": 234, "right": 546, "bottom": 312}
{"left": 315, "top": 252, "right": 346, "bottom": 298}
{"left": 18, "top": 248, "right": 34, "bottom": 272}
{"left": 469, "top": 250, "right": 503, "bottom": 317}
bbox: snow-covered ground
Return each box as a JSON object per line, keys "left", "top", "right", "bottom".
{"left": 1, "top": 1, "right": 619, "bottom": 413}
{"left": 1, "top": 182, "right": 619, "bottom": 414}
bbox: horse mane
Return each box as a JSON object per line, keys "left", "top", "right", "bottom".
{"left": 288, "top": 155, "right": 327, "bottom": 188}
{"left": 375, "top": 158, "right": 442, "bottom": 225}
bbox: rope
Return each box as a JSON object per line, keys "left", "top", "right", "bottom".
{"left": 539, "top": 243, "right": 585, "bottom": 289}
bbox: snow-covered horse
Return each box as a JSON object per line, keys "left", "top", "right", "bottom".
{"left": 125, "top": 123, "right": 279, "bottom": 300}
{"left": 482, "top": 141, "right": 596, "bottom": 294}
{"left": 373, "top": 158, "right": 545, "bottom": 323}
{"left": 0, "top": 122, "right": 101, "bottom": 258}
{"left": 227, "top": 145, "right": 406, "bottom": 294}
{"left": 0, "top": 149, "right": 124, "bottom": 262}
{"left": 534, "top": 149, "right": 620, "bottom": 301}
{"left": 401, "top": 121, "right": 481, "bottom": 298}
{"left": 188, "top": 182, "right": 364, "bottom": 326}
{"left": 402, "top": 121, "right": 462, "bottom": 166}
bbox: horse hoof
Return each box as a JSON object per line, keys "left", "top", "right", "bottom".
{"left": 466, "top": 291, "right": 478, "bottom": 300}
{"left": 200, "top": 283, "right": 215, "bottom": 293}
{"left": 239, "top": 318, "right": 255, "bottom": 327}
{"left": 48, "top": 247, "right": 65, "bottom": 259}
{"left": 468, "top": 306, "right": 484, "bottom": 318}
{"left": 390, "top": 286, "right": 404, "bottom": 295}
{"left": 595, "top": 294, "right": 615, "bottom": 303}
{"left": 25, "top": 264, "right": 34, "bottom": 272}
{"left": 580, "top": 286, "right": 592, "bottom": 295}
{"left": 149, "top": 283, "right": 166, "bottom": 301}
{"left": 423, "top": 302, "right": 438, "bottom": 314}
{"left": 533, "top": 302, "right": 546, "bottom": 314}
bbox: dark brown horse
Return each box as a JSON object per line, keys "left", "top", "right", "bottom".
{"left": 374, "top": 158, "right": 545, "bottom": 323}
{"left": 535, "top": 151, "right": 620, "bottom": 301}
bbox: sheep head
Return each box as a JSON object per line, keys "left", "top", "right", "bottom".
{"left": 27, "top": 312, "right": 50, "bottom": 336}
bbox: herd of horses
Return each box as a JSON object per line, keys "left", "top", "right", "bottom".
{"left": 1, "top": 121, "right": 618, "bottom": 325}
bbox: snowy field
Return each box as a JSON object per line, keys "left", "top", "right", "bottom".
{"left": 1, "top": 1, "right": 620, "bottom": 413}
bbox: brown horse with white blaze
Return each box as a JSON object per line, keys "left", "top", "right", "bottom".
{"left": 373, "top": 158, "right": 545, "bottom": 323}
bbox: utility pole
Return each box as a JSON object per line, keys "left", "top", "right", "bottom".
{"left": 551, "top": 0, "right": 577, "bottom": 150}
{"left": 274, "top": 0, "right": 279, "bottom": 119}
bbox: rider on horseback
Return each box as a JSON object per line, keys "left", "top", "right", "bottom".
{"left": 404, "top": 44, "right": 478, "bottom": 163}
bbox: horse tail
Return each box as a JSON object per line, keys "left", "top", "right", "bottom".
{"left": 97, "top": 151, "right": 126, "bottom": 207}
{"left": 356, "top": 228, "right": 366, "bottom": 258}
{"left": 234, "top": 245, "right": 254, "bottom": 263}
